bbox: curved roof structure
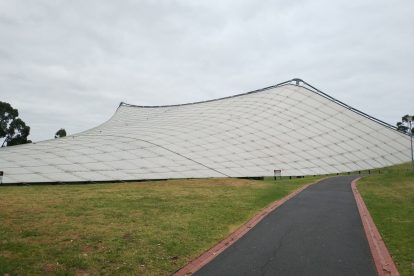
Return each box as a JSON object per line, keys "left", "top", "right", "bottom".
{"left": 0, "top": 79, "right": 410, "bottom": 184}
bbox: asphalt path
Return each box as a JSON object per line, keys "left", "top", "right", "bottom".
{"left": 195, "top": 176, "right": 377, "bottom": 276}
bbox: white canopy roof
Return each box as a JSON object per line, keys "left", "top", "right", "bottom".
{"left": 0, "top": 79, "right": 410, "bottom": 183}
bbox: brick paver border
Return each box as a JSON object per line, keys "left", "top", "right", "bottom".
{"left": 351, "top": 178, "right": 399, "bottom": 276}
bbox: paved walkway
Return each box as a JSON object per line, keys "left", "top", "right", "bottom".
{"left": 195, "top": 176, "right": 377, "bottom": 276}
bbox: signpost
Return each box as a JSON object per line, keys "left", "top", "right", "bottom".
{"left": 402, "top": 115, "right": 414, "bottom": 171}
{"left": 0, "top": 171, "right": 3, "bottom": 184}
{"left": 274, "top": 169, "right": 281, "bottom": 180}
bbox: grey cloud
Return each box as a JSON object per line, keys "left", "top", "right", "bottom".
{"left": 0, "top": 0, "right": 413, "bottom": 141}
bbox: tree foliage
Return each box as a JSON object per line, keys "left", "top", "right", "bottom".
{"left": 396, "top": 122, "right": 409, "bottom": 133}
{"left": 396, "top": 114, "right": 413, "bottom": 134}
{"left": 0, "top": 101, "right": 32, "bottom": 147}
{"left": 54, "top": 128, "right": 67, "bottom": 138}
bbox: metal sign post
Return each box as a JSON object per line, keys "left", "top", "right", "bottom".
{"left": 0, "top": 171, "right": 3, "bottom": 184}
{"left": 402, "top": 115, "right": 414, "bottom": 171}
{"left": 410, "top": 119, "right": 413, "bottom": 171}
{"left": 274, "top": 169, "right": 281, "bottom": 180}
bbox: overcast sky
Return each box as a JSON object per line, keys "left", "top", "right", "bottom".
{"left": 1, "top": 0, "right": 413, "bottom": 142}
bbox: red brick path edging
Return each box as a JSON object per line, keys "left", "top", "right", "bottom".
{"left": 351, "top": 178, "right": 400, "bottom": 276}
{"left": 173, "top": 180, "right": 320, "bottom": 276}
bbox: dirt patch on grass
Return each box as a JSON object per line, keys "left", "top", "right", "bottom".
{"left": 0, "top": 251, "right": 16, "bottom": 258}
{"left": 43, "top": 263, "right": 64, "bottom": 273}
{"left": 75, "top": 268, "right": 89, "bottom": 276}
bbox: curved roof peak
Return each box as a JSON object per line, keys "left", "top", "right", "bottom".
{"left": 118, "top": 78, "right": 304, "bottom": 109}
{"left": 118, "top": 78, "right": 398, "bottom": 132}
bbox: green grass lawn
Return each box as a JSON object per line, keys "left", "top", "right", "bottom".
{"left": 0, "top": 176, "right": 321, "bottom": 275}
{"left": 357, "top": 163, "right": 414, "bottom": 276}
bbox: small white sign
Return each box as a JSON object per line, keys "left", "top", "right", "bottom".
{"left": 274, "top": 169, "right": 282, "bottom": 180}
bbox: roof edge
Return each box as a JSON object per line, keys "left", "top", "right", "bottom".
{"left": 119, "top": 78, "right": 403, "bottom": 134}
{"left": 118, "top": 79, "right": 295, "bottom": 109}
{"left": 298, "top": 79, "right": 401, "bottom": 133}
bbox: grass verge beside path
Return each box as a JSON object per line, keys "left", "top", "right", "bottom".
{"left": 0, "top": 176, "right": 321, "bottom": 275}
{"left": 357, "top": 163, "right": 414, "bottom": 276}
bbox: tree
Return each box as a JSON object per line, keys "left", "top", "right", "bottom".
{"left": 0, "top": 101, "right": 32, "bottom": 147}
{"left": 54, "top": 128, "right": 67, "bottom": 138}
{"left": 396, "top": 115, "right": 414, "bottom": 135}
{"left": 396, "top": 121, "right": 409, "bottom": 133}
